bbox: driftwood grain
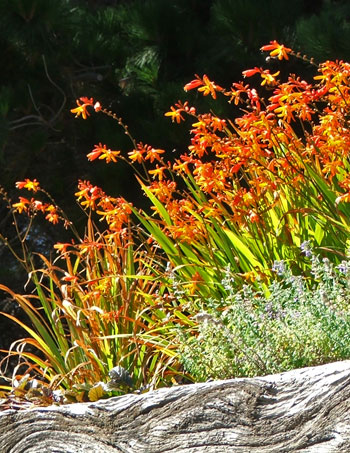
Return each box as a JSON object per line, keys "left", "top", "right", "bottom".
{"left": 2, "top": 360, "right": 350, "bottom": 452}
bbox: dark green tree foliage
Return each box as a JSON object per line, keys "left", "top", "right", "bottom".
{"left": 295, "top": 0, "right": 350, "bottom": 61}
{"left": 0, "top": 0, "right": 350, "bottom": 283}
{"left": 207, "top": 0, "right": 304, "bottom": 78}
{"left": 0, "top": 0, "right": 346, "bottom": 202}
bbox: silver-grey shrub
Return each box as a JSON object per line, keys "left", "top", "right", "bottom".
{"left": 179, "top": 245, "right": 350, "bottom": 381}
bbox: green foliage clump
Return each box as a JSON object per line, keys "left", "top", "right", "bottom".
{"left": 179, "top": 243, "right": 350, "bottom": 381}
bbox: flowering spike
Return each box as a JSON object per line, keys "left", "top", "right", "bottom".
{"left": 184, "top": 74, "right": 223, "bottom": 99}
{"left": 242, "top": 67, "right": 262, "bottom": 78}
{"left": 261, "top": 41, "right": 292, "bottom": 60}
{"left": 184, "top": 75, "right": 203, "bottom": 92}
{"left": 70, "top": 97, "right": 95, "bottom": 120}
{"left": 87, "top": 143, "right": 121, "bottom": 163}
{"left": 15, "top": 179, "right": 40, "bottom": 192}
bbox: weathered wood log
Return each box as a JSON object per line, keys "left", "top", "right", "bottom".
{"left": 2, "top": 360, "right": 350, "bottom": 452}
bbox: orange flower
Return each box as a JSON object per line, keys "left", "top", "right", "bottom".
{"left": 128, "top": 147, "right": 145, "bottom": 163}
{"left": 15, "top": 178, "right": 40, "bottom": 192}
{"left": 146, "top": 180, "right": 176, "bottom": 202}
{"left": 261, "top": 41, "right": 292, "bottom": 61}
{"left": 164, "top": 106, "right": 185, "bottom": 123}
{"left": 184, "top": 74, "right": 223, "bottom": 99}
{"left": 322, "top": 160, "right": 344, "bottom": 180}
{"left": 87, "top": 143, "right": 120, "bottom": 163}
{"left": 226, "top": 81, "right": 251, "bottom": 105}
{"left": 54, "top": 242, "right": 73, "bottom": 253}
{"left": 12, "top": 197, "right": 30, "bottom": 213}
{"left": 184, "top": 76, "right": 203, "bottom": 92}
{"left": 247, "top": 88, "right": 261, "bottom": 111}
{"left": 32, "top": 199, "right": 46, "bottom": 212}
{"left": 86, "top": 148, "right": 102, "bottom": 161}
{"left": 175, "top": 100, "right": 196, "bottom": 115}
{"left": 199, "top": 74, "right": 223, "bottom": 99}
{"left": 260, "top": 69, "right": 280, "bottom": 86}
{"left": 75, "top": 180, "right": 105, "bottom": 210}
{"left": 45, "top": 205, "right": 59, "bottom": 224}
{"left": 249, "top": 210, "right": 260, "bottom": 223}
{"left": 145, "top": 147, "right": 165, "bottom": 163}
{"left": 80, "top": 97, "right": 94, "bottom": 105}
{"left": 70, "top": 97, "right": 94, "bottom": 119}
{"left": 242, "top": 67, "right": 261, "bottom": 78}
{"left": 96, "top": 197, "right": 132, "bottom": 232}
{"left": 173, "top": 158, "right": 191, "bottom": 174}
{"left": 148, "top": 165, "right": 167, "bottom": 181}
{"left": 182, "top": 270, "right": 204, "bottom": 295}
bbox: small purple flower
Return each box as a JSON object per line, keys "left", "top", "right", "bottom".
{"left": 300, "top": 241, "right": 313, "bottom": 258}
{"left": 337, "top": 261, "right": 350, "bottom": 275}
{"left": 272, "top": 260, "right": 286, "bottom": 276}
